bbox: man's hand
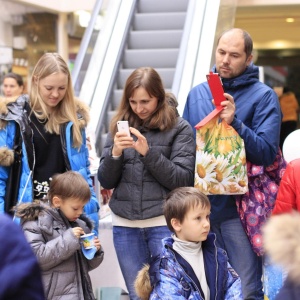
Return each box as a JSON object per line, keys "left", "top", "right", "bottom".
{"left": 218, "top": 92, "right": 235, "bottom": 124}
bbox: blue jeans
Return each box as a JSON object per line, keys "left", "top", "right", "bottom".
{"left": 211, "top": 218, "right": 263, "bottom": 300}
{"left": 113, "top": 226, "right": 171, "bottom": 300}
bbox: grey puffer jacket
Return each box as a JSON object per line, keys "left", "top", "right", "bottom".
{"left": 98, "top": 117, "right": 196, "bottom": 220}
{"left": 15, "top": 201, "right": 104, "bottom": 300}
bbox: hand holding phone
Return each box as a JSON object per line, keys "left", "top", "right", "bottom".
{"left": 206, "top": 72, "right": 226, "bottom": 108}
{"left": 117, "top": 121, "right": 130, "bottom": 137}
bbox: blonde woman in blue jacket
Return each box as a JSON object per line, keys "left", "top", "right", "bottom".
{"left": 0, "top": 53, "right": 99, "bottom": 234}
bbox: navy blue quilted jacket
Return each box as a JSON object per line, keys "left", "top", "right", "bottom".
{"left": 149, "top": 234, "right": 243, "bottom": 299}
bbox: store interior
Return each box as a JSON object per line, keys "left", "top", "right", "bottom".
{"left": 1, "top": 1, "right": 300, "bottom": 297}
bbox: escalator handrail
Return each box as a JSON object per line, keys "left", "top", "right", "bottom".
{"left": 71, "top": 0, "right": 103, "bottom": 90}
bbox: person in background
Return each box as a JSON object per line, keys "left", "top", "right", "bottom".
{"left": 0, "top": 213, "right": 45, "bottom": 300}
{"left": 272, "top": 158, "right": 300, "bottom": 214}
{"left": 279, "top": 86, "right": 299, "bottom": 150}
{"left": 98, "top": 67, "right": 196, "bottom": 299}
{"left": 263, "top": 212, "right": 300, "bottom": 300}
{"left": 15, "top": 171, "right": 104, "bottom": 300}
{"left": 0, "top": 53, "right": 100, "bottom": 235}
{"left": 134, "top": 187, "right": 243, "bottom": 300}
{"left": 2, "top": 72, "right": 24, "bottom": 97}
{"left": 183, "top": 28, "right": 282, "bottom": 299}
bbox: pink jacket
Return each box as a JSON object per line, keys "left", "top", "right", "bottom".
{"left": 273, "top": 158, "right": 300, "bottom": 214}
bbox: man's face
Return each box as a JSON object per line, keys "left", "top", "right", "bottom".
{"left": 215, "top": 30, "right": 253, "bottom": 79}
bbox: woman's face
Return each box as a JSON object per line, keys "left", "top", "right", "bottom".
{"left": 2, "top": 77, "right": 23, "bottom": 97}
{"left": 38, "top": 72, "right": 68, "bottom": 112}
{"left": 129, "top": 87, "right": 158, "bottom": 120}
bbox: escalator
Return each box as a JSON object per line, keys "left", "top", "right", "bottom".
{"left": 72, "top": 0, "right": 234, "bottom": 155}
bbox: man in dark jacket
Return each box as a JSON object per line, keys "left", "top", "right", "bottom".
{"left": 0, "top": 213, "right": 45, "bottom": 299}
{"left": 183, "top": 28, "right": 282, "bottom": 299}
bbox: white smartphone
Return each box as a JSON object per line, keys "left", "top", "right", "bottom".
{"left": 117, "top": 121, "right": 130, "bottom": 136}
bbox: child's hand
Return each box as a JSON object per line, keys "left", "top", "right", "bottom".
{"left": 93, "top": 237, "right": 101, "bottom": 251}
{"left": 72, "top": 227, "right": 84, "bottom": 238}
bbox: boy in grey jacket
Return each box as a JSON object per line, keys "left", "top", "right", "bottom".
{"left": 15, "top": 171, "right": 104, "bottom": 300}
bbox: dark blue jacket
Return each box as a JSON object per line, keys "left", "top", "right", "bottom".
{"left": 0, "top": 213, "right": 45, "bottom": 300}
{"left": 183, "top": 64, "right": 282, "bottom": 224}
{"left": 149, "top": 234, "right": 243, "bottom": 299}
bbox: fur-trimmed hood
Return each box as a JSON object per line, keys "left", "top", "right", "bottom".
{"left": 134, "top": 264, "right": 152, "bottom": 300}
{"left": 263, "top": 212, "right": 300, "bottom": 282}
{"left": 74, "top": 97, "right": 90, "bottom": 129}
{"left": 14, "top": 200, "right": 94, "bottom": 231}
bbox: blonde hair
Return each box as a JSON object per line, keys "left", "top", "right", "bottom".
{"left": 110, "top": 67, "right": 178, "bottom": 136}
{"left": 30, "top": 53, "right": 82, "bottom": 148}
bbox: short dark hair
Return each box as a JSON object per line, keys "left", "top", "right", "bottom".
{"left": 4, "top": 72, "right": 24, "bottom": 87}
{"left": 48, "top": 171, "right": 91, "bottom": 203}
{"left": 217, "top": 28, "right": 253, "bottom": 59}
{"left": 163, "top": 187, "right": 210, "bottom": 232}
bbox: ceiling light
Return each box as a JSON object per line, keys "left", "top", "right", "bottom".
{"left": 286, "top": 18, "right": 295, "bottom": 23}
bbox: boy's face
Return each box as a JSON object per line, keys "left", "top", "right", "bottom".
{"left": 175, "top": 204, "right": 210, "bottom": 243}
{"left": 54, "top": 197, "right": 86, "bottom": 222}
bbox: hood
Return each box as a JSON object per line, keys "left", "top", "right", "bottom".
{"left": 0, "top": 147, "right": 14, "bottom": 167}
{"left": 0, "top": 94, "right": 28, "bottom": 129}
{"left": 263, "top": 212, "right": 300, "bottom": 282}
{"left": 0, "top": 96, "right": 20, "bottom": 116}
{"left": 75, "top": 98, "right": 90, "bottom": 129}
{"left": 212, "top": 63, "right": 259, "bottom": 90}
{"left": 134, "top": 264, "right": 152, "bottom": 300}
{"left": 14, "top": 200, "right": 94, "bottom": 232}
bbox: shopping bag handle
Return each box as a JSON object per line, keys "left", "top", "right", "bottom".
{"left": 195, "top": 106, "right": 223, "bottom": 129}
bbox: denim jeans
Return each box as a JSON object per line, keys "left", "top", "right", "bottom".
{"left": 113, "top": 226, "right": 171, "bottom": 300}
{"left": 211, "top": 218, "right": 263, "bottom": 300}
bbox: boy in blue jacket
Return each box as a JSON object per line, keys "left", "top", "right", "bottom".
{"left": 134, "top": 187, "right": 243, "bottom": 299}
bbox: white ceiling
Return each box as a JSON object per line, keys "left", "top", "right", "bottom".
{"left": 3, "top": 0, "right": 96, "bottom": 14}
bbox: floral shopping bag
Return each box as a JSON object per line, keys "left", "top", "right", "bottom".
{"left": 235, "top": 149, "right": 287, "bottom": 256}
{"left": 194, "top": 109, "right": 248, "bottom": 195}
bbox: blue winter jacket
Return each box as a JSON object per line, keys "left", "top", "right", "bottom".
{"left": 148, "top": 234, "right": 243, "bottom": 299}
{"left": 0, "top": 95, "right": 100, "bottom": 234}
{"left": 183, "top": 63, "right": 282, "bottom": 223}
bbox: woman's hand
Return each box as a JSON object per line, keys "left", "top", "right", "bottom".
{"left": 218, "top": 93, "right": 235, "bottom": 124}
{"left": 112, "top": 132, "right": 134, "bottom": 156}
{"left": 130, "top": 127, "right": 149, "bottom": 156}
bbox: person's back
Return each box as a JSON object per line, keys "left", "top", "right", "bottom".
{"left": 0, "top": 213, "right": 45, "bottom": 300}
{"left": 134, "top": 187, "right": 242, "bottom": 300}
{"left": 272, "top": 158, "right": 300, "bottom": 214}
{"left": 280, "top": 89, "right": 299, "bottom": 123}
{"left": 279, "top": 87, "right": 299, "bottom": 149}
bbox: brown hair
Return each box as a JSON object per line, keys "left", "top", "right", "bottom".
{"left": 163, "top": 187, "right": 211, "bottom": 232}
{"left": 29, "top": 53, "right": 83, "bottom": 148}
{"left": 48, "top": 171, "right": 91, "bottom": 203}
{"left": 110, "top": 67, "right": 178, "bottom": 136}
{"left": 4, "top": 72, "right": 24, "bottom": 88}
